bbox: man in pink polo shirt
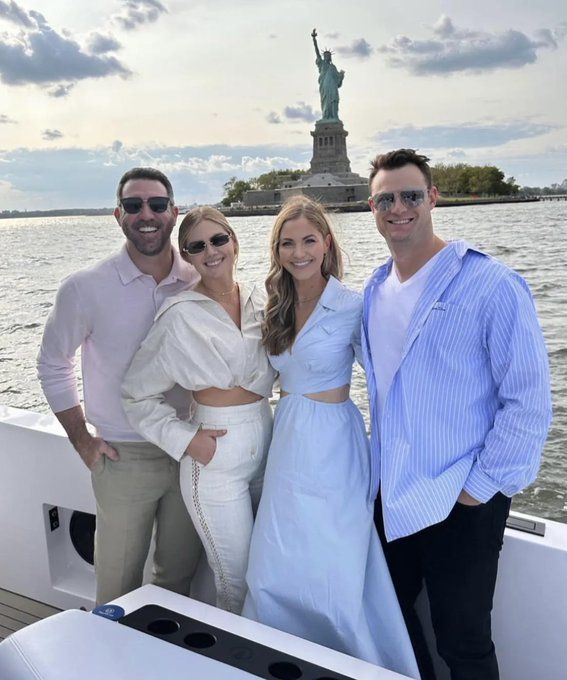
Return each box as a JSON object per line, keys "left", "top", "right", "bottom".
{"left": 38, "top": 167, "right": 202, "bottom": 605}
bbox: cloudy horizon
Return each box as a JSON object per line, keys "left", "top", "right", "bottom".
{"left": 0, "top": 0, "right": 565, "bottom": 209}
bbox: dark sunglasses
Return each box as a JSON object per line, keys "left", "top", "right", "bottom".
{"left": 119, "top": 197, "right": 171, "bottom": 214}
{"left": 182, "top": 233, "right": 231, "bottom": 255}
{"left": 371, "top": 189, "right": 426, "bottom": 212}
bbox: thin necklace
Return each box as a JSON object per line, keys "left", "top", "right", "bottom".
{"left": 295, "top": 290, "right": 323, "bottom": 305}
{"left": 201, "top": 282, "right": 238, "bottom": 298}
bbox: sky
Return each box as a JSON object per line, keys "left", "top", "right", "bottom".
{"left": 0, "top": 0, "right": 565, "bottom": 209}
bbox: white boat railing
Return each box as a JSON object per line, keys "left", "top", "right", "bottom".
{"left": 1, "top": 405, "right": 565, "bottom": 679}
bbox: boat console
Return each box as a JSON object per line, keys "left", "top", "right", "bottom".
{"left": 0, "top": 585, "right": 410, "bottom": 679}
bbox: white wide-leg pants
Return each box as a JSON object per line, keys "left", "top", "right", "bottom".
{"left": 180, "top": 398, "right": 273, "bottom": 613}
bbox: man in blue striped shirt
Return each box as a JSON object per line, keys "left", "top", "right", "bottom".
{"left": 362, "top": 149, "right": 552, "bottom": 680}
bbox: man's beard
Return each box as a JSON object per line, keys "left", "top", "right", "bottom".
{"left": 122, "top": 217, "right": 175, "bottom": 256}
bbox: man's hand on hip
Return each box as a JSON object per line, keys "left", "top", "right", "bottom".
{"left": 457, "top": 489, "right": 482, "bottom": 506}
{"left": 77, "top": 434, "right": 120, "bottom": 470}
{"left": 54, "top": 405, "right": 119, "bottom": 471}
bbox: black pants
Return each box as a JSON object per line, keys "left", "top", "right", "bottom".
{"left": 375, "top": 492, "right": 511, "bottom": 680}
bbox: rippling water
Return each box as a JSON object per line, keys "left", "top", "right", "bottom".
{"left": 0, "top": 201, "right": 565, "bottom": 522}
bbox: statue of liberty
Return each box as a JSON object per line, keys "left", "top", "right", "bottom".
{"left": 311, "top": 28, "right": 345, "bottom": 121}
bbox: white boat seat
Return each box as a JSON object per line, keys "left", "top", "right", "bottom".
{"left": 0, "top": 609, "right": 258, "bottom": 679}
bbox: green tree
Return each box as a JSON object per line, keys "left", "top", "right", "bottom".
{"left": 221, "top": 177, "right": 252, "bottom": 206}
{"left": 253, "top": 169, "right": 308, "bottom": 190}
{"left": 504, "top": 176, "right": 520, "bottom": 195}
{"left": 432, "top": 163, "right": 519, "bottom": 196}
{"left": 221, "top": 169, "right": 309, "bottom": 204}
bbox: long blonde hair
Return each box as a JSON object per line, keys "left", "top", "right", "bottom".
{"left": 178, "top": 206, "right": 239, "bottom": 259}
{"left": 263, "top": 196, "right": 343, "bottom": 355}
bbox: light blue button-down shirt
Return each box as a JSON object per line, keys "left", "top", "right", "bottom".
{"left": 362, "top": 240, "right": 552, "bottom": 541}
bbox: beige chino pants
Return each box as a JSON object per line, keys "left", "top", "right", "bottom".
{"left": 91, "top": 440, "right": 202, "bottom": 605}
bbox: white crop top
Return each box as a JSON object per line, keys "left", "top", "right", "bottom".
{"left": 122, "top": 282, "right": 276, "bottom": 460}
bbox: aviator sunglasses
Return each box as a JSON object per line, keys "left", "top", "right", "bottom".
{"left": 182, "top": 233, "right": 231, "bottom": 255}
{"left": 371, "top": 188, "right": 426, "bottom": 212}
{"left": 119, "top": 197, "right": 171, "bottom": 214}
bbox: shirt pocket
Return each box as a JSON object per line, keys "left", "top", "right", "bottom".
{"left": 246, "top": 307, "right": 265, "bottom": 339}
{"left": 300, "top": 322, "right": 340, "bottom": 372}
{"left": 422, "top": 302, "right": 483, "bottom": 356}
{"left": 304, "top": 321, "right": 354, "bottom": 374}
{"left": 249, "top": 290, "right": 266, "bottom": 322}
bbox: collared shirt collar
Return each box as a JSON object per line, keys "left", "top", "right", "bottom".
{"left": 366, "top": 239, "right": 480, "bottom": 291}
{"left": 115, "top": 244, "right": 198, "bottom": 286}
{"left": 318, "top": 275, "right": 343, "bottom": 311}
{"left": 156, "top": 280, "right": 256, "bottom": 319}
{"left": 167, "top": 280, "right": 254, "bottom": 303}
{"left": 167, "top": 248, "right": 199, "bottom": 285}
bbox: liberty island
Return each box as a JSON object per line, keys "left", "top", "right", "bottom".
{"left": 243, "top": 28, "right": 369, "bottom": 208}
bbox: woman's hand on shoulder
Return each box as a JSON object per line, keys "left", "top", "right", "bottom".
{"left": 185, "top": 428, "right": 227, "bottom": 465}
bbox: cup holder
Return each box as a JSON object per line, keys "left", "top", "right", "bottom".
{"left": 268, "top": 661, "right": 303, "bottom": 679}
{"left": 184, "top": 631, "right": 217, "bottom": 649}
{"left": 147, "top": 618, "right": 180, "bottom": 635}
{"left": 121, "top": 605, "right": 353, "bottom": 680}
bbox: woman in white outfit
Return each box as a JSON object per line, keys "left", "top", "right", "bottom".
{"left": 122, "top": 206, "right": 275, "bottom": 613}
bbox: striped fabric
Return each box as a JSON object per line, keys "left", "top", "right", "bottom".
{"left": 362, "top": 240, "right": 552, "bottom": 541}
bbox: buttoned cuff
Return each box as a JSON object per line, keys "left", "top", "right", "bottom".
{"left": 463, "top": 461, "right": 502, "bottom": 503}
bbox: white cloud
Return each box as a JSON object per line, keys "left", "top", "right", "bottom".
{"left": 336, "top": 38, "right": 373, "bottom": 59}
{"left": 380, "top": 15, "right": 564, "bottom": 75}
{"left": 0, "top": 0, "right": 35, "bottom": 28}
{"left": 283, "top": 102, "right": 319, "bottom": 123}
{"left": 0, "top": 1, "right": 169, "bottom": 94}
{"left": 87, "top": 32, "right": 122, "bottom": 54}
{"left": 41, "top": 128, "right": 63, "bottom": 140}
{"left": 376, "top": 121, "right": 556, "bottom": 149}
{"left": 0, "top": 142, "right": 311, "bottom": 209}
{"left": 0, "top": 12, "right": 130, "bottom": 88}
{"left": 47, "top": 83, "right": 75, "bottom": 98}
{"left": 112, "top": 0, "right": 167, "bottom": 31}
{"left": 0, "top": 178, "right": 26, "bottom": 209}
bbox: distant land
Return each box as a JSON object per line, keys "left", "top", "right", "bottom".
{"left": 0, "top": 208, "right": 113, "bottom": 220}
{"left": 0, "top": 206, "right": 196, "bottom": 220}
{"left": 3, "top": 196, "right": 563, "bottom": 220}
{"left": 220, "top": 195, "right": 541, "bottom": 217}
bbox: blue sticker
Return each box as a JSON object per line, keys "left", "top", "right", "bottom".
{"left": 92, "top": 604, "right": 125, "bottom": 621}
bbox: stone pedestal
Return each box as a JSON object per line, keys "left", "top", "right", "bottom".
{"left": 310, "top": 120, "right": 351, "bottom": 175}
{"left": 243, "top": 116, "right": 369, "bottom": 207}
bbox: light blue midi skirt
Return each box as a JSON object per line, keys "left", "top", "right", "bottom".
{"left": 243, "top": 394, "right": 419, "bottom": 679}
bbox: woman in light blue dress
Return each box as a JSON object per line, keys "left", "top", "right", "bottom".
{"left": 243, "top": 197, "right": 419, "bottom": 678}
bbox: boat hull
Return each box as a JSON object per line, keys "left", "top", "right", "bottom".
{"left": 1, "top": 405, "right": 565, "bottom": 679}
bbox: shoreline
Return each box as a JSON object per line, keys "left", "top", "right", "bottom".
{"left": 0, "top": 196, "right": 543, "bottom": 220}
{"left": 220, "top": 195, "right": 541, "bottom": 217}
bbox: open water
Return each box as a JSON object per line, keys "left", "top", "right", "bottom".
{"left": 0, "top": 201, "right": 565, "bottom": 522}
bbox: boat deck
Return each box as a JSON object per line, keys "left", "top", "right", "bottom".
{"left": 0, "top": 588, "right": 61, "bottom": 641}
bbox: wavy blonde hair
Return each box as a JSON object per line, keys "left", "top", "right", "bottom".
{"left": 178, "top": 206, "right": 239, "bottom": 259}
{"left": 263, "top": 196, "right": 343, "bottom": 355}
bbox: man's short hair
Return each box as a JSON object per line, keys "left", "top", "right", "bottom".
{"left": 369, "top": 149, "right": 432, "bottom": 189}
{"left": 116, "top": 167, "right": 175, "bottom": 204}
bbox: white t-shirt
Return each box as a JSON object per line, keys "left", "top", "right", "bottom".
{"left": 369, "top": 251, "right": 445, "bottom": 423}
